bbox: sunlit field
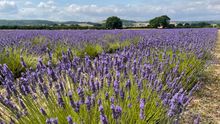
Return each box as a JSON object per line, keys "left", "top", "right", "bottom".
{"left": 0, "top": 28, "right": 218, "bottom": 123}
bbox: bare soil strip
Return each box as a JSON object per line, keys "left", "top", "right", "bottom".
{"left": 180, "top": 31, "right": 220, "bottom": 124}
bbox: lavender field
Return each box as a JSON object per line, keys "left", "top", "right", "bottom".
{"left": 0, "top": 29, "right": 218, "bottom": 123}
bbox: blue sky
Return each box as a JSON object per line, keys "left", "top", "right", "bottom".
{"left": 0, "top": 0, "right": 220, "bottom": 21}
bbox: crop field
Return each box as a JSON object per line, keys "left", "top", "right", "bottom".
{"left": 0, "top": 29, "right": 218, "bottom": 123}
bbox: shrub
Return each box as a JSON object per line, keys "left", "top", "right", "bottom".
{"left": 0, "top": 47, "right": 37, "bottom": 78}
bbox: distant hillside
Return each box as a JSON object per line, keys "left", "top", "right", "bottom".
{"left": 0, "top": 19, "right": 219, "bottom": 27}
{"left": 0, "top": 20, "right": 100, "bottom": 26}
{"left": 121, "top": 19, "right": 137, "bottom": 27}
{"left": 0, "top": 20, "right": 56, "bottom": 26}
{"left": 174, "top": 20, "right": 220, "bottom": 24}
{"left": 60, "top": 21, "right": 100, "bottom": 27}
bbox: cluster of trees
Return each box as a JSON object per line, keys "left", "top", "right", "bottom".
{"left": 176, "top": 22, "right": 213, "bottom": 28}
{"left": 148, "top": 15, "right": 217, "bottom": 28}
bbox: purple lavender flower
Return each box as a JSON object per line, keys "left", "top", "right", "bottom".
{"left": 139, "top": 98, "right": 145, "bottom": 120}
{"left": 105, "top": 92, "right": 109, "bottom": 100}
{"left": 68, "top": 91, "right": 75, "bottom": 108}
{"left": 40, "top": 107, "right": 47, "bottom": 116}
{"left": 140, "top": 99, "right": 145, "bottom": 109}
{"left": 119, "top": 89, "right": 125, "bottom": 100}
{"left": 98, "top": 99, "right": 102, "bottom": 106}
{"left": 47, "top": 67, "right": 57, "bottom": 81}
{"left": 52, "top": 118, "right": 58, "bottom": 124}
{"left": 111, "top": 104, "right": 122, "bottom": 120}
{"left": 193, "top": 115, "right": 200, "bottom": 124}
{"left": 77, "top": 88, "right": 85, "bottom": 103}
{"left": 85, "top": 96, "right": 91, "bottom": 111}
{"left": 99, "top": 105, "right": 104, "bottom": 114}
{"left": 138, "top": 79, "right": 143, "bottom": 90}
{"left": 139, "top": 109, "right": 144, "bottom": 120}
{"left": 47, "top": 48, "right": 52, "bottom": 60}
{"left": 128, "top": 103, "right": 132, "bottom": 108}
{"left": 75, "top": 101, "right": 80, "bottom": 113}
{"left": 20, "top": 56, "right": 27, "bottom": 68}
{"left": 57, "top": 93, "right": 65, "bottom": 108}
{"left": 67, "top": 115, "right": 73, "bottom": 124}
{"left": 110, "top": 97, "right": 114, "bottom": 104}
{"left": 46, "top": 118, "right": 52, "bottom": 124}
{"left": 91, "top": 94, "right": 96, "bottom": 106}
{"left": 115, "top": 106, "right": 122, "bottom": 119}
{"left": 125, "top": 79, "right": 131, "bottom": 90}
{"left": 18, "top": 98, "right": 26, "bottom": 110}
{"left": 100, "top": 114, "right": 108, "bottom": 124}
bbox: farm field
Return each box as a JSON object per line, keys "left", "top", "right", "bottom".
{"left": 181, "top": 30, "right": 220, "bottom": 124}
{"left": 0, "top": 29, "right": 218, "bottom": 123}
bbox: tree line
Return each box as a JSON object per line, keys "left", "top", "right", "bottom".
{"left": 0, "top": 15, "right": 219, "bottom": 29}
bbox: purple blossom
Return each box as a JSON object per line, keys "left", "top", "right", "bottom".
{"left": 20, "top": 56, "right": 27, "bottom": 68}
{"left": 85, "top": 96, "right": 91, "bottom": 111}
{"left": 75, "top": 101, "right": 80, "bottom": 113}
{"left": 193, "top": 115, "right": 200, "bottom": 124}
{"left": 100, "top": 114, "right": 108, "bottom": 124}
{"left": 77, "top": 88, "right": 85, "bottom": 103}
{"left": 40, "top": 107, "right": 47, "bottom": 116}
{"left": 67, "top": 115, "right": 73, "bottom": 124}
{"left": 57, "top": 93, "right": 65, "bottom": 108}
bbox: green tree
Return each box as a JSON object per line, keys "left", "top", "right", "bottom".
{"left": 184, "top": 23, "right": 190, "bottom": 28}
{"left": 105, "top": 16, "right": 123, "bottom": 29}
{"left": 184, "top": 23, "right": 190, "bottom": 26}
{"left": 149, "top": 15, "right": 171, "bottom": 28}
{"left": 177, "top": 23, "right": 183, "bottom": 27}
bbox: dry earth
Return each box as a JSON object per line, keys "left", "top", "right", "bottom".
{"left": 180, "top": 30, "right": 220, "bottom": 124}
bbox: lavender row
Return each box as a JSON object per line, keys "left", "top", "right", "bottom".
{"left": 0, "top": 29, "right": 216, "bottom": 55}
{"left": 0, "top": 28, "right": 218, "bottom": 123}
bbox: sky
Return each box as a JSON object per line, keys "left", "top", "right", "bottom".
{"left": 0, "top": 0, "right": 220, "bottom": 21}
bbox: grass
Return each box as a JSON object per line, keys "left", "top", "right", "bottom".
{"left": 0, "top": 47, "right": 38, "bottom": 78}
{"left": 1, "top": 68, "right": 169, "bottom": 123}
{"left": 0, "top": 34, "right": 140, "bottom": 79}
{"left": 76, "top": 44, "right": 103, "bottom": 58}
{"left": 0, "top": 34, "right": 212, "bottom": 123}
{"left": 179, "top": 66, "right": 220, "bottom": 124}
{"left": 0, "top": 45, "right": 211, "bottom": 123}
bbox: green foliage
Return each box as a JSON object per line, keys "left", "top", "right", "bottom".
{"left": 1, "top": 69, "right": 168, "bottom": 123}
{"left": 105, "top": 16, "right": 123, "bottom": 29}
{"left": 176, "top": 23, "right": 183, "bottom": 28}
{"left": 149, "top": 15, "right": 171, "bottom": 28}
{"left": 190, "top": 22, "right": 211, "bottom": 28}
{"left": 157, "top": 49, "right": 206, "bottom": 90}
{"left": 1, "top": 46, "right": 208, "bottom": 123}
{"left": 184, "top": 23, "right": 190, "bottom": 27}
{"left": 106, "top": 42, "right": 120, "bottom": 53}
{"left": 31, "top": 36, "right": 47, "bottom": 46}
{"left": 76, "top": 44, "right": 103, "bottom": 58}
{"left": 53, "top": 43, "right": 69, "bottom": 60}
{"left": 177, "top": 23, "right": 183, "bottom": 27}
{"left": 0, "top": 47, "right": 37, "bottom": 78}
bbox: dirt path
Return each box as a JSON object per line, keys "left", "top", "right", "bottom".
{"left": 180, "top": 30, "right": 220, "bottom": 124}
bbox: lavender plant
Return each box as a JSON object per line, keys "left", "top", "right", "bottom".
{"left": 0, "top": 28, "right": 217, "bottom": 123}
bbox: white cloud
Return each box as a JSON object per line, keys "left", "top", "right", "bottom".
{"left": 24, "top": 1, "right": 33, "bottom": 6}
{"left": 66, "top": 4, "right": 123, "bottom": 16}
{"left": 0, "top": 0, "right": 17, "bottom": 13}
{"left": 0, "top": 0, "right": 220, "bottom": 21}
{"left": 37, "top": 0, "right": 57, "bottom": 11}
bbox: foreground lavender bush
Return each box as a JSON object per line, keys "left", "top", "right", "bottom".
{"left": 0, "top": 28, "right": 217, "bottom": 123}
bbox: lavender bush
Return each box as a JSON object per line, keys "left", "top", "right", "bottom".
{"left": 0, "top": 28, "right": 217, "bottom": 123}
